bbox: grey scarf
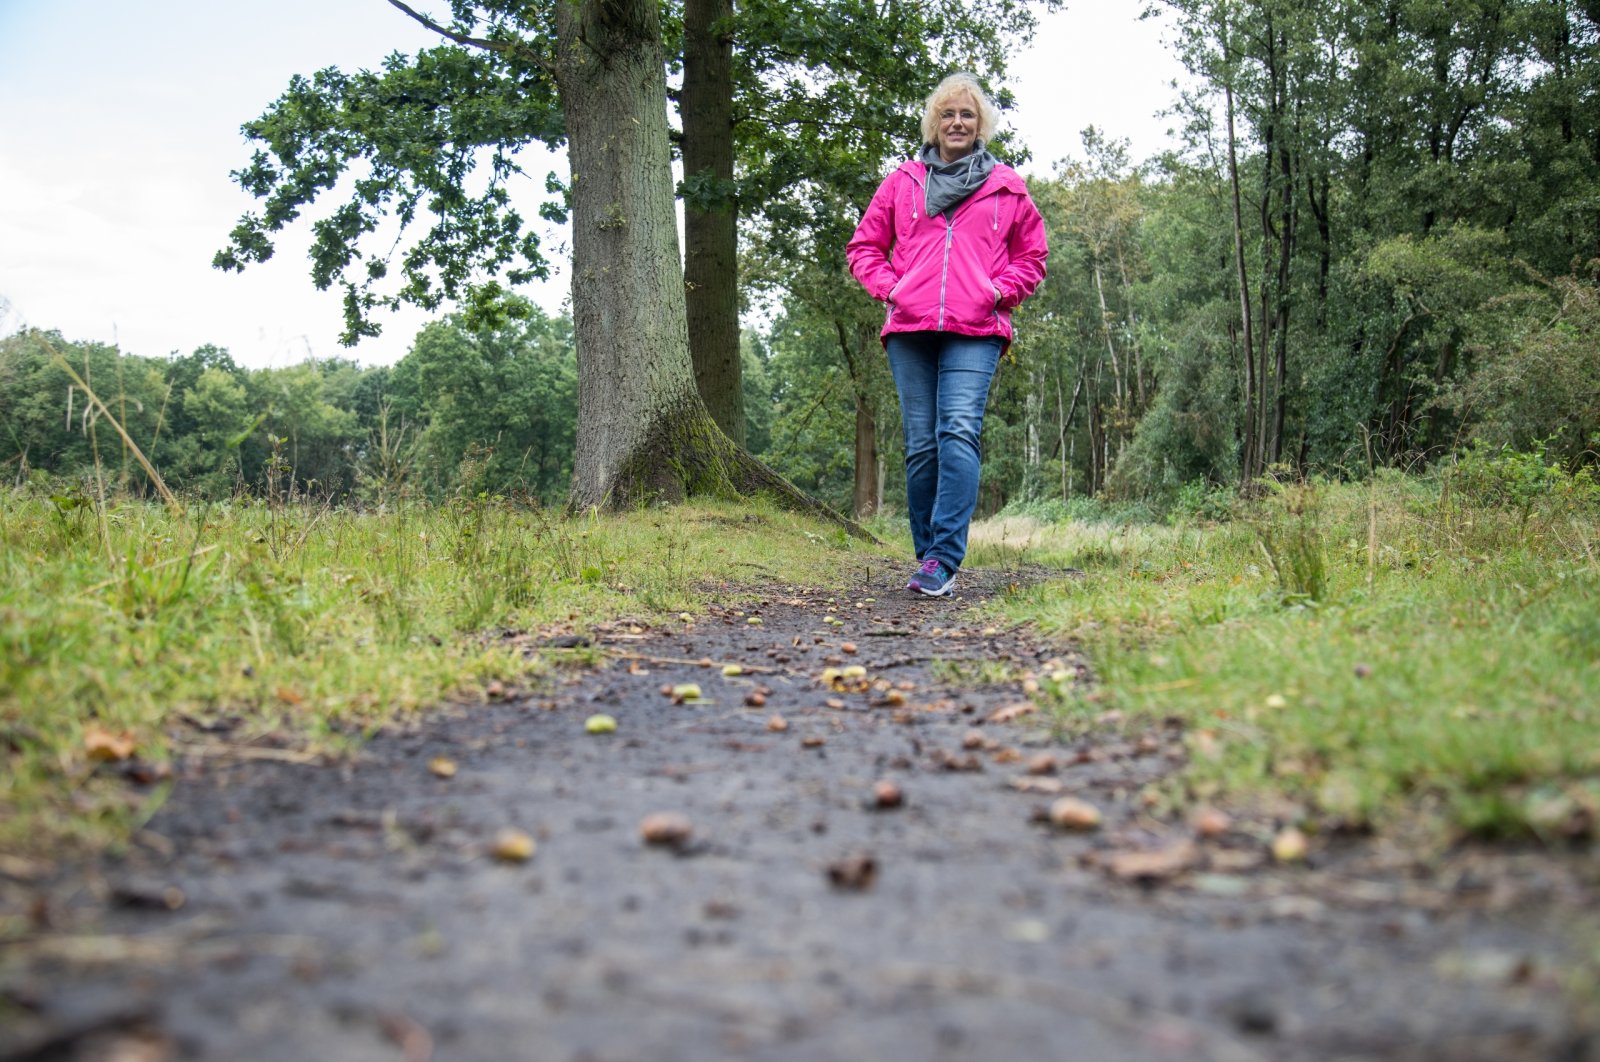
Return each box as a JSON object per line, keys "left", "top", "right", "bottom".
{"left": 918, "top": 141, "right": 996, "bottom": 218}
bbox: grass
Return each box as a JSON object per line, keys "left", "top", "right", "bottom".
{"left": 974, "top": 463, "right": 1600, "bottom": 841}
{"left": 0, "top": 488, "right": 879, "bottom": 856}
{"left": 7, "top": 443, "right": 1598, "bottom": 858}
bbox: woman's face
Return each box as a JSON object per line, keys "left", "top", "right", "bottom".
{"left": 935, "top": 93, "right": 980, "bottom": 161}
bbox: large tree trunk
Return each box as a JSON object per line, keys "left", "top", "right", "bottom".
{"left": 681, "top": 0, "right": 745, "bottom": 446}
{"left": 554, "top": 0, "right": 862, "bottom": 533}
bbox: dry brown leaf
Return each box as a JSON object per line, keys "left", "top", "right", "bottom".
{"left": 84, "top": 725, "right": 136, "bottom": 762}
{"left": 826, "top": 851, "right": 878, "bottom": 891}
{"left": 988, "top": 701, "right": 1038, "bottom": 724}
{"left": 1105, "top": 841, "right": 1201, "bottom": 883}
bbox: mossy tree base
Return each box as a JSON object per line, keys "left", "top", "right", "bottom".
{"left": 578, "top": 403, "right": 873, "bottom": 541}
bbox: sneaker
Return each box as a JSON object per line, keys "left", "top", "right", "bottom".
{"left": 907, "top": 557, "right": 956, "bottom": 597}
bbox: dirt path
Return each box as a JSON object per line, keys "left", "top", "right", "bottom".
{"left": 3, "top": 570, "right": 1596, "bottom": 1061}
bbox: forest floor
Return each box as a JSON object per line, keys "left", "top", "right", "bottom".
{"left": 2, "top": 566, "right": 1597, "bottom": 1061}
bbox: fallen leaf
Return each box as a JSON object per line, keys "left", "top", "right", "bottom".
{"left": 721, "top": 664, "right": 743, "bottom": 677}
{"left": 1010, "top": 776, "right": 1065, "bottom": 794}
{"left": 1048, "top": 796, "right": 1103, "bottom": 831}
{"left": 491, "top": 828, "right": 536, "bottom": 862}
{"left": 988, "top": 702, "right": 1037, "bottom": 724}
{"left": 801, "top": 736, "right": 826, "bottom": 748}
{"left": 1104, "top": 841, "right": 1201, "bottom": 883}
{"left": 584, "top": 714, "right": 618, "bottom": 734}
{"left": 84, "top": 725, "right": 136, "bottom": 762}
{"left": 428, "top": 757, "right": 458, "bottom": 779}
{"left": 640, "top": 812, "right": 693, "bottom": 847}
{"left": 671, "top": 683, "right": 703, "bottom": 702}
{"left": 826, "top": 851, "right": 878, "bottom": 891}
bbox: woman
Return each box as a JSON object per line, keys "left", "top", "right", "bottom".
{"left": 847, "top": 73, "right": 1048, "bottom": 597}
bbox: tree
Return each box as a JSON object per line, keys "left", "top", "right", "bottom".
{"left": 216, "top": 0, "right": 1052, "bottom": 501}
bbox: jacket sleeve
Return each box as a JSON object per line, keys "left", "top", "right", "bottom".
{"left": 993, "top": 192, "right": 1048, "bottom": 311}
{"left": 846, "top": 175, "right": 900, "bottom": 302}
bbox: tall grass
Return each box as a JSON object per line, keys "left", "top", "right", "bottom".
{"left": 0, "top": 489, "right": 871, "bottom": 855}
{"left": 977, "top": 459, "right": 1600, "bottom": 840}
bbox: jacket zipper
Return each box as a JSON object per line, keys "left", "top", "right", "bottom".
{"left": 937, "top": 218, "right": 954, "bottom": 330}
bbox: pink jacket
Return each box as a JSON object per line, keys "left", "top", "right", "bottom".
{"left": 847, "top": 158, "right": 1048, "bottom": 349}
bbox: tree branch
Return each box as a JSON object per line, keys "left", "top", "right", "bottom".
{"left": 385, "top": 0, "right": 555, "bottom": 75}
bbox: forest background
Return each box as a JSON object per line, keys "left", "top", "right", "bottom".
{"left": 3, "top": 0, "right": 1599, "bottom": 521}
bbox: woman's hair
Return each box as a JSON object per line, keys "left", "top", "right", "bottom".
{"left": 919, "top": 72, "right": 1000, "bottom": 146}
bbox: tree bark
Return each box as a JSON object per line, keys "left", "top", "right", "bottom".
{"left": 554, "top": 0, "right": 856, "bottom": 532}
{"left": 681, "top": 0, "right": 745, "bottom": 446}
{"left": 1225, "top": 77, "right": 1258, "bottom": 486}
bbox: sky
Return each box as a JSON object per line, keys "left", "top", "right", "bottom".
{"left": 0, "top": 1, "right": 1186, "bottom": 370}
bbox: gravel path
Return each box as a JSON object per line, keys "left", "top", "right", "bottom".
{"left": 3, "top": 569, "right": 1595, "bottom": 1061}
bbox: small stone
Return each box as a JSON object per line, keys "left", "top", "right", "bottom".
{"left": 745, "top": 691, "right": 768, "bottom": 708}
{"left": 872, "top": 780, "right": 903, "bottom": 809}
{"left": 428, "top": 757, "right": 458, "bottom": 779}
{"left": 767, "top": 715, "right": 789, "bottom": 732}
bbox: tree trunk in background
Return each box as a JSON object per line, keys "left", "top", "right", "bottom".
{"left": 556, "top": 0, "right": 843, "bottom": 523}
{"left": 1225, "top": 77, "right": 1258, "bottom": 486}
{"left": 681, "top": 0, "right": 745, "bottom": 447}
{"left": 853, "top": 397, "right": 877, "bottom": 519}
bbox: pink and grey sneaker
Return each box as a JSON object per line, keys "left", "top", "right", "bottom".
{"left": 907, "top": 558, "right": 957, "bottom": 597}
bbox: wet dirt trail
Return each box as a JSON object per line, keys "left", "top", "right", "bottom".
{"left": 3, "top": 569, "right": 1595, "bottom": 1061}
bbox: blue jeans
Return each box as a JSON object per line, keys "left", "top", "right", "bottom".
{"left": 885, "top": 332, "right": 1003, "bottom": 571}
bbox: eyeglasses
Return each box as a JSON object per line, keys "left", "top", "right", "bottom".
{"left": 939, "top": 109, "right": 978, "bottom": 124}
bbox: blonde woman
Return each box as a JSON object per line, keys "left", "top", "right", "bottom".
{"left": 847, "top": 73, "right": 1049, "bottom": 596}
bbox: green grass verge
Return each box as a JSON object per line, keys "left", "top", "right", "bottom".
{"left": 0, "top": 490, "right": 881, "bottom": 856}
{"left": 975, "top": 465, "right": 1600, "bottom": 841}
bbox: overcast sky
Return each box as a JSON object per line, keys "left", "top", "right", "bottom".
{"left": 0, "top": 1, "right": 1185, "bottom": 369}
